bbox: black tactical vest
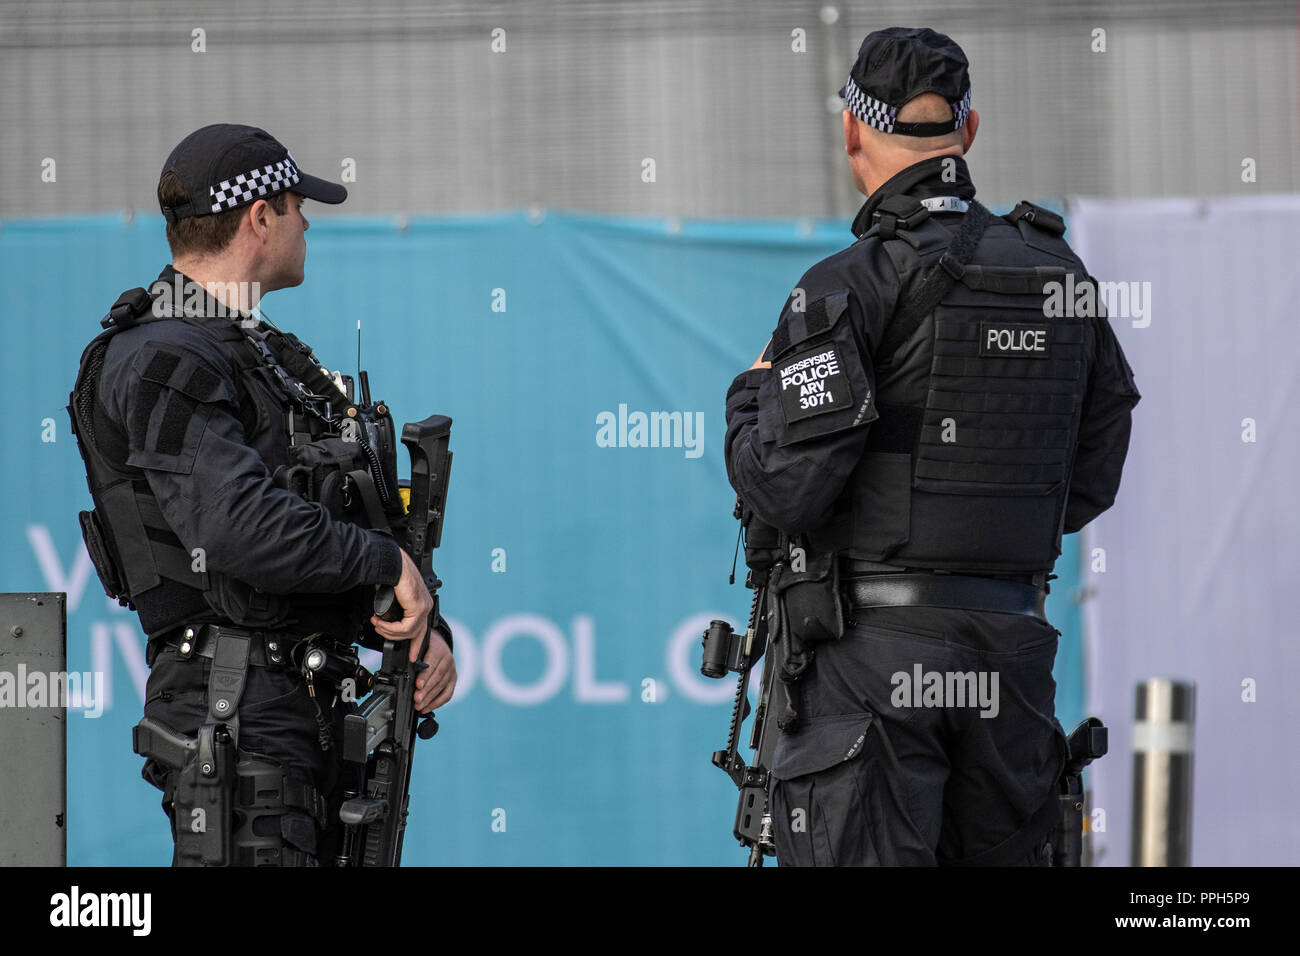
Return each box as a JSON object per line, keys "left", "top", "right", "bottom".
{"left": 68, "top": 287, "right": 398, "bottom": 638}
{"left": 810, "top": 202, "right": 1094, "bottom": 574}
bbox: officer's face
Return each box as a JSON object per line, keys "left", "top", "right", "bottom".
{"left": 266, "top": 192, "right": 309, "bottom": 290}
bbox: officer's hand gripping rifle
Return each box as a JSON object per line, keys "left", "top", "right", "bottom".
{"left": 701, "top": 499, "right": 783, "bottom": 866}
{"left": 336, "top": 414, "right": 452, "bottom": 867}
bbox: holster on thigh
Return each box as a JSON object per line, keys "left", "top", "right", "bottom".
{"left": 134, "top": 716, "right": 235, "bottom": 865}
{"left": 134, "top": 630, "right": 325, "bottom": 867}
{"left": 135, "top": 716, "right": 327, "bottom": 867}
{"left": 231, "top": 750, "right": 326, "bottom": 867}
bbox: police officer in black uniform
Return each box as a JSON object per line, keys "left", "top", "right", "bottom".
{"left": 68, "top": 124, "right": 456, "bottom": 866}
{"left": 724, "top": 29, "right": 1139, "bottom": 866}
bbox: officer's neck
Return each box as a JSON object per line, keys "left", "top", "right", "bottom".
{"left": 169, "top": 255, "right": 263, "bottom": 315}
{"left": 852, "top": 155, "right": 975, "bottom": 238}
{"left": 859, "top": 146, "right": 964, "bottom": 198}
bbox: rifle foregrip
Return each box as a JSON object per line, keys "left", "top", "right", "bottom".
{"left": 374, "top": 586, "right": 402, "bottom": 622}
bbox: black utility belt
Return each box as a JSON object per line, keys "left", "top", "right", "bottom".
{"left": 165, "top": 623, "right": 352, "bottom": 670}
{"left": 842, "top": 573, "right": 1047, "bottom": 620}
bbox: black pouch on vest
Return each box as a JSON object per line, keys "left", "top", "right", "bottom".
{"left": 78, "top": 508, "right": 127, "bottom": 602}
{"left": 770, "top": 544, "right": 845, "bottom": 645}
{"left": 172, "top": 724, "right": 235, "bottom": 866}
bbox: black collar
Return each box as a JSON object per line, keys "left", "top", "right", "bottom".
{"left": 850, "top": 155, "right": 977, "bottom": 239}
{"left": 151, "top": 264, "right": 256, "bottom": 342}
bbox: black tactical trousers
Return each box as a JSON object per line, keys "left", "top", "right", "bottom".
{"left": 769, "top": 605, "right": 1068, "bottom": 866}
{"left": 141, "top": 642, "right": 359, "bottom": 866}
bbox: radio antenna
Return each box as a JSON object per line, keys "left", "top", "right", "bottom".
{"left": 357, "top": 319, "right": 372, "bottom": 405}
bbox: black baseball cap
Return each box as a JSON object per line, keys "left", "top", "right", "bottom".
{"left": 838, "top": 28, "right": 971, "bottom": 137}
{"left": 159, "top": 123, "right": 347, "bottom": 223}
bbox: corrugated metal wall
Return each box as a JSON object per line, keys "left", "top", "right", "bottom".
{"left": 2, "top": 0, "right": 1295, "bottom": 220}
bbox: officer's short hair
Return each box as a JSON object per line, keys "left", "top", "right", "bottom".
{"left": 896, "top": 92, "right": 959, "bottom": 125}
{"left": 157, "top": 170, "right": 288, "bottom": 258}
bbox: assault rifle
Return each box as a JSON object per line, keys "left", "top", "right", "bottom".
{"left": 701, "top": 500, "right": 783, "bottom": 866}
{"left": 335, "top": 413, "right": 452, "bottom": 867}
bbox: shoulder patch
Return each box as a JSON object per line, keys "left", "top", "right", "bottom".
{"left": 765, "top": 288, "right": 877, "bottom": 445}
{"left": 776, "top": 344, "right": 850, "bottom": 422}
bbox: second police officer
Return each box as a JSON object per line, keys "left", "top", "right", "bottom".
{"left": 724, "top": 28, "right": 1139, "bottom": 865}
{"left": 69, "top": 124, "right": 456, "bottom": 866}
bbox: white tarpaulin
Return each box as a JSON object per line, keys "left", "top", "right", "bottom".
{"left": 1068, "top": 195, "right": 1300, "bottom": 866}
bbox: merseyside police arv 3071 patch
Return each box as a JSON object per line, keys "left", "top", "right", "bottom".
{"left": 777, "top": 345, "right": 850, "bottom": 423}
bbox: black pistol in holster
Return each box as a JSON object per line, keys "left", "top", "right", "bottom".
{"left": 765, "top": 531, "right": 847, "bottom": 731}
{"left": 1053, "top": 716, "right": 1108, "bottom": 866}
{"left": 133, "top": 630, "right": 254, "bottom": 866}
{"left": 134, "top": 716, "right": 235, "bottom": 865}
{"left": 336, "top": 413, "right": 453, "bottom": 867}
{"left": 699, "top": 498, "right": 785, "bottom": 866}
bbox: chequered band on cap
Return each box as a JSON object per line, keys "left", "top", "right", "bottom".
{"left": 841, "top": 76, "right": 970, "bottom": 134}
{"left": 950, "top": 88, "right": 972, "bottom": 129}
{"left": 208, "top": 155, "right": 302, "bottom": 213}
{"left": 841, "top": 76, "right": 898, "bottom": 132}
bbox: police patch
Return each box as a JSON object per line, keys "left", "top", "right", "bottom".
{"left": 777, "top": 344, "right": 851, "bottom": 423}
{"left": 978, "top": 321, "right": 1050, "bottom": 358}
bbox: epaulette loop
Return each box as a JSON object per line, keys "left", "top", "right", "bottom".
{"left": 1005, "top": 201, "right": 1065, "bottom": 237}
{"left": 100, "top": 287, "right": 157, "bottom": 330}
{"left": 872, "top": 195, "right": 930, "bottom": 241}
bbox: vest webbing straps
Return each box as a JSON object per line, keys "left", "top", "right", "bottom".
{"left": 875, "top": 199, "right": 992, "bottom": 366}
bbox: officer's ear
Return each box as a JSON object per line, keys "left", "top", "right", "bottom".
{"left": 961, "top": 108, "right": 980, "bottom": 155}
{"left": 843, "top": 110, "right": 864, "bottom": 157}
{"left": 245, "top": 198, "right": 275, "bottom": 244}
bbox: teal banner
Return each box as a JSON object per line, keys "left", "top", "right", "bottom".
{"left": 0, "top": 210, "right": 1083, "bottom": 865}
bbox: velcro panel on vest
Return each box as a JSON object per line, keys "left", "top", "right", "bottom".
{"left": 915, "top": 289, "right": 1085, "bottom": 495}
{"left": 126, "top": 345, "right": 233, "bottom": 475}
{"left": 960, "top": 264, "right": 1067, "bottom": 295}
{"left": 887, "top": 276, "right": 1088, "bottom": 571}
